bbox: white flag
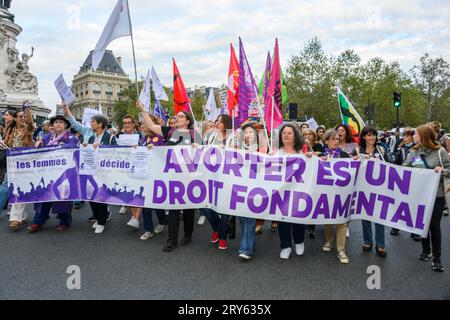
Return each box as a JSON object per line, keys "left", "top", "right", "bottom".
{"left": 139, "top": 69, "right": 151, "bottom": 112}
{"left": 92, "top": 0, "right": 132, "bottom": 71}
{"left": 204, "top": 88, "right": 220, "bottom": 121}
{"left": 151, "top": 67, "right": 169, "bottom": 102}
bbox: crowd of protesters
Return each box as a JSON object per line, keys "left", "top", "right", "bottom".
{"left": 0, "top": 100, "right": 449, "bottom": 273}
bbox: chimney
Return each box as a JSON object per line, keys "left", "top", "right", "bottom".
{"left": 117, "top": 57, "right": 122, "bottom": 66}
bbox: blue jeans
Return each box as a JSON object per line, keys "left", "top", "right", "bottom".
{"left": 278, "top": 222, "right": 305, "bottom": 249}
{"left": 239, "top": 217, "right": 256, "bottom": 256}
{"left": 362, "top": 221, "right": 385, "bottom": 248}
{"left": 142, "top": 208, "right": 167, "bottom": 232}
{"left": 33, "top": 202, "right": 72, "bottom": 226}
{"left": 0, "top": 175, "right": 9, "bottom": 216}
{"left": 204, "top": 208, "right": 229, "bottom": 240}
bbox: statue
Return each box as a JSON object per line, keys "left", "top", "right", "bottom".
{"left": 6, "top": 46, "right": 39, "bottom": 94}
{"left": 0, "top": 1, "right": 12, "bottom": 9}
{"left": 0, "top": 23, "right": 7, "bottom": 47}
{"left": 0, "top": 0, "right": 13, "bottom": 22}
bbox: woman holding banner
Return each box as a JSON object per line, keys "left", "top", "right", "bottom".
{"left": 83, "top": 114, "right": 117, "bottom": 234}
{"left": 136, "top": 100, "right": 201, "bottom": 252}
{"left": 139, "top": 115, "right": 167, "bottom": 241}
{"left": 403, "top": 125, "right": 450, "bottom": 272}
{"left": 237, "top": 122, "right": 264, "bottom": 260}
{"left": 319, "top": 129, "right": 350, "bottom": 264}
{"left": 354, "top": 127, "right": 387, "bottom": 257}
{"left": 6, "top": 102, "right": 35, "bottom": 230}
{"left": 27, "top": 116, "right": 79, "bottom": 233}
{"left": 276, "top": 123, "right": 310, "bottom": 260}
{"left": 303, "top": 128, "right": 323, "bottom": 240}
{"left": 203, "top": 115, "right": 233, "bottom": 250}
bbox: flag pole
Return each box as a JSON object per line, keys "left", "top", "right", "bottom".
{"left": 188, "top": 103, "right": 200, "bottom": 132}
{"left": 126, "top": 1, "right": 140, "bottom": 99}
{"left": 271, "top": 95, "right": 275, "bottom": 152}
{"left": 252, "top": 85, "right": 271, "bottom": 153}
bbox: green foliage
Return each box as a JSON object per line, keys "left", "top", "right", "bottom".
{"left": 285, "top": 38, "right": 449, "bottom": 130}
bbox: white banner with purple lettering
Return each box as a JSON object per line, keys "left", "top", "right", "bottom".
{"left": 7, "top": 146, "right": 440, "bottom": 236}
{"left": 7, "top": 146, "right": 81, "bottom": 203}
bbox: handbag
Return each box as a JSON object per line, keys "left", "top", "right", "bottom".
{"left": 438, "top": 148, "right": 450, "bottom": 208}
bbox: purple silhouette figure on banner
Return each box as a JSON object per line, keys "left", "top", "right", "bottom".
{"left": 53, "top": 150, "right": 81, "bottom": 200}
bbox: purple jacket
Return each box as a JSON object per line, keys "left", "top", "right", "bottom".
{"left": 42, "top": 131, "right": 79, "bottom": 148}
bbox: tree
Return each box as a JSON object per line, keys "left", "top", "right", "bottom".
{"left": 411, "top": 54, "right": 450, "bottom": 123}
{"left": 286, "top": 37, "right": 433, "bottom": 129}
{"left": 189, "top": 87, "right": 206, "bottom": 122}
{"left": 114, "top": 82, "right": 139, "bottom": 128}
{"left": 286, "top": 37, "right": 336, "bottom": 126}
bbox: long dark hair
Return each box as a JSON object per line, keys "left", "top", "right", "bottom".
{"left": 359, "top": 126, "right": 378, "bottom": 151}
{"left": 279, "top": 123, "right": 305, "bottom": 152}
{"left": 181, "top": 111, "right": 195, "bottom": 129}
{"left": 335, "top": 124, "right": 354, "bottom": 144}
{"left": 216, "top": 114, "right": 232, "bottom": 132}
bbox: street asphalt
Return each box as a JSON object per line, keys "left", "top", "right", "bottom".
{"left": 0, "top": 205, "right": 449, "bottom": 300}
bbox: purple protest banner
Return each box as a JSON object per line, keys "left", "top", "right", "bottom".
{"left": 7, "top": 145, "right": 81, "bottom": 204}
{"left": 7, "top": 145, "right": 440, "bottom": 236}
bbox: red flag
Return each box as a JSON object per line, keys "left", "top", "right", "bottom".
{"left": 227, "top": 44, "right": 239, "bottom": 118}
{"left": 173, "top": 58, "right": 191, "bottom": 114}
{"left": 264, "top": 38, "right": 283, "bottom": 133}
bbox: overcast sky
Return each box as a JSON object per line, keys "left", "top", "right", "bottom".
{"left": 9, "top": 0, "right": 450, "bottom": 114}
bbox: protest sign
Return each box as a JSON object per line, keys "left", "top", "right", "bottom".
{"left": 8, "top": 146, "right": 440, "bottom": 236}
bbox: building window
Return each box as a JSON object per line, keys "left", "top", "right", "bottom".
{"left": 107, "top": 108, "right": 112, "bottom": 117}
{"left": 93, "top": 83, "right": 101, "bottom": 94}
{"left": 106, "top": 84, "right": 113, "bottom": 94}
{"left": 118, "top": 86, "right": 124, "bottom": 96}
{"left": 106, "top": 84, "right": 113, "bottom": 101}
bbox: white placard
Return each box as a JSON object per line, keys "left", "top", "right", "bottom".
{"left": 117, "top": 134, "right": 140, "bottom": 146}
{"left": 54, "top": 74, "right": 76, "bottom": 105}
{"left": 82, "top": 108, "right": 103, "bottom": 128}
{"left": 128, "top": 147, "right": 151, "bottom": 179}
{"left": 306, "top": 118, "right": 319, "bottom": 130}
{"left": 79, "top": 145, "right": 97, "bottom": 175}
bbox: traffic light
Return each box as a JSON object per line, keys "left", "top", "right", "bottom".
{"left": 393, "top": 92, "right": 401, "bottom": 108}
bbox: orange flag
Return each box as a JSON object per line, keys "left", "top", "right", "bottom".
{"left": 173, "top": 58, "right": 191, "bottom": 114}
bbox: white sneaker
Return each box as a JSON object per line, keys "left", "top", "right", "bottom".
{"left": 126, "top": 218, "right": 140, "bottom": 229}
{"left": 346, "top": 229, "right": 350, "bottom": 238}
{"left": 295, "top": 243, "right": 305, "bottom": 256}
{"left": 280, "top": 248, "right": 292, "bottom": 260}
{"left": 94, "top": 225, "right": 105, "bottom": 234}
{"left": 154, "top": 224, "right": 164, "bottom": 234}
{"left": 92, "top": 221, "right": 98, "bottom": 230}
{"left": 198, "top": 216, "right": 206, "bottom": 225}
{"left": 119, "top": 206, "right": 127, "bottom": 215}
{"left": 239, "top": 253, "right": 252, "bottom": 260}
{"left": 140, "top": 232, "right": 154, "bottom": 241}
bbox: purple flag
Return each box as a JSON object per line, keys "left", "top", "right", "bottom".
{"left": 237, "top": 38, "right": 258, "bottom": 127}
{"left": 154, "top": 100, "right": 167, "bottom": 123}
